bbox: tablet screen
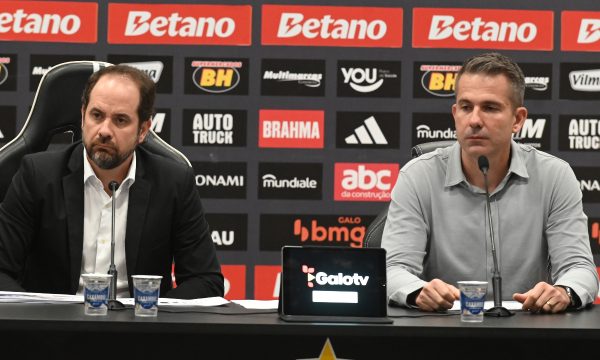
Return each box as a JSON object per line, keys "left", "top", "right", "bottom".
{"left": 281, "top": 246, "right": 387, "bottom": 318}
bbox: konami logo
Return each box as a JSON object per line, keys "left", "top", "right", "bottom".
{"left": 0, "top": 1, "right": 97, "bottom": 43}
{"left": 108, "top": 3, "right": 251, "bottom": 45}
{"left": 262, "top": 5, "right": 403, "bottom": 48}
{"left": 259, "top": 109, "right": 324, "bottom": 148}
{"left": 334, "top": 163, "right": 399, "bottom": 202}
{"left": 413, "top": 8, "right": 553, "bottom": 50}
{"left": 562, "top": 11, "right": 600, "bottom": 52}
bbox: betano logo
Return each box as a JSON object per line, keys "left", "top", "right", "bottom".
{"left": 262, "top": 5, "right": 403, "bottom": 48}
{"left": 293, "top": 217, "right": 365, "bottom": 248}
{"left": 191, "top": 60, "right": 242, "bottom": 93}
{"left": 107, "top": 4, "right": 251, "bottom": 45}
{"left": 420, "top": 64, "right": 460, "bottom": 97}
{"left": 413, "top": 8, "right": 553, "bottom": 51}
{"left": 562, "top": 12, "right": 600, "bottom": 51}
{"left": 302, "top": 264, "right": 369, "bottom": 288}
{"left": 0, "top": 1, "right": 97, "bottom": 43}
{"left": 345, "top": 116, "right": 387, "bottom": 145}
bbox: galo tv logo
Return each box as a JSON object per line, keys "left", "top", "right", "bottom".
{"left": 302, "top": 265, "right": 369, "bottom": 288}
{"left": 192, "top": 60, "right": 242, "bottom": 93}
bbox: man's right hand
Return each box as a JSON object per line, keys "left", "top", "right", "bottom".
{"left": 415, "top": 278, "right": 460, "bottom": 311}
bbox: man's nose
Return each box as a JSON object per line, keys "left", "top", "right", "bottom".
{"left": 97, "top": 118, "right": 114, "bottom": 138}
{"left": 469, "top": 107, "right": 483, "bottom": 127}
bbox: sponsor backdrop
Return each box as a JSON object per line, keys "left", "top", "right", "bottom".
{"left": 0, "top": 0, "right": 599, "bottom": 300}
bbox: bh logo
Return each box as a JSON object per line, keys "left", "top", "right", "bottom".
{"left": 302, "top": 264, "right": 316, "bottom": 288}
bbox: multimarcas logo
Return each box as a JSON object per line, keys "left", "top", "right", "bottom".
{"left": 412, "top": 8, "right": 553, "bottom": 50}
{"left": 261, "top": 5, "right": 403, "bottom": 47}
{"left": 561, "top": 11, "right": 600, "bottom": 52}
{"left": 0, "top": 1, "right": 97, "bottom": 43}
{"left": 107, "top": 3, "right": 251, "bottom": 45}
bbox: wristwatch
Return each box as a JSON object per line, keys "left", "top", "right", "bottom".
{"left": 556, "top": 285, "right": 576, "bottom": 307}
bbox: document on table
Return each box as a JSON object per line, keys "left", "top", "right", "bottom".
{"left": 119, "top": 297, "right": 229, "bottom": 307}
{"left": 450, "top": 300, "right": 523, "bottom": 311}
{"left": 0, "top": 291, "right": 83, "bottom": 304}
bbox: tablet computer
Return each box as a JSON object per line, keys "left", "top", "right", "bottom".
{"left": 279, "top": 246, "right": 391, "bottom": 323}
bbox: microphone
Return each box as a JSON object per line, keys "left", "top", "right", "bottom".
{"left": 478, "top": 156, "right": 513, "bottom": 317}
{"left": 107, "top": 180, "right": 124, "bottom": 310}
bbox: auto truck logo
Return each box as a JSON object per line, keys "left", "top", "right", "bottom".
{"left": 569, "top": 69, "right": 600, "bottom": 92}
{"left": 121, "top": 61, "right": 163, "bottom": 83}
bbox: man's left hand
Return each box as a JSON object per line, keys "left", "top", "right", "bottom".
{"left": 512, "top": 282, "right": 570, "bottom": 313}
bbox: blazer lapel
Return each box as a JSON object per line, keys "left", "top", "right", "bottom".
{"left": 63, "top": 144, "right": 85, "bottom": 293}
{"left": 125, "top": 153, "right": 151, "bottom": 280}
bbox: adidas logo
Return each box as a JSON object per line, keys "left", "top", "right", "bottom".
{"left": 345, "top": 116, "right": 388, "bottom": 145}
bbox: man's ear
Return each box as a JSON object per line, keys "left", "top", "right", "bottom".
{"left": 512, "top": 106, "right": 528, "bottom": 134}
{"left": 138, "top": 118, "right": 151, "bottom": 144}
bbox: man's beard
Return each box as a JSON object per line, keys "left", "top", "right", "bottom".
{"left": 85, "top": 139, "right": 135, "bottom": 170}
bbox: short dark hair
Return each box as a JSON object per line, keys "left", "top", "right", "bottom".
{"left": 81, "top": 64, "right": 155, "bottom": 124}
{"left": 456, "top": 52, "right": 525, "bottom": 108}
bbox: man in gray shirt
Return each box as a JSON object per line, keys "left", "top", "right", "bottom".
{"left": 382, "top": 52, "right": 598, "bottom": 313}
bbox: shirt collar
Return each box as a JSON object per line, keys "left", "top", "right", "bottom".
{"left": 445, "top": 140, "right": 529, "bottom": 188}
{"left": 83, "top": 147, "right": 137, "bottom": 189}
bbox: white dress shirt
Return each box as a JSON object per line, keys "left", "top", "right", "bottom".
{"left": 77, "top": 149, "right": 136, "bottom": 298}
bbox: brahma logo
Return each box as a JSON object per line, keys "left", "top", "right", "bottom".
{"left": 413, "top": 8, "right": 553, "bottom": 50}
{"left": 334, "top": 163, "right": 399, "bottom": 202}
{"left": 259, "top": 109, "right": 324, "bottom": 148}
{"left": 302, "top": 265, "right": 369, "bottom": 288}
{"left": 107, "top": 3, "right": 251, "bottom": 45}
{"left": 559, "top": 116, "right": 600, "bottom": 151}
{"left": 262, "top": 5, "right": 403, "bottom": 48}
{"left": 0, "top": 1, "right": 97, "bottom": 43}
{"left": 562, "top": 12, "right": 600, "bottom": 51}
{"left": 414, "top": 63, "right": 461, "bottom": 98}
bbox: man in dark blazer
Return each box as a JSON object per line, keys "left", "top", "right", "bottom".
{"left": 0, "top": 65, "right": 223, "bottom": 299}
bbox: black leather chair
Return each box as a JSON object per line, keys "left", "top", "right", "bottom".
{"left": 363, "top": 140, "right": 456, "bottom": 248}
{"left": 0, "top": 60, "right": 189, "bottom": 201}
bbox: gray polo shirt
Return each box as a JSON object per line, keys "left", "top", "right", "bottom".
{"left": 382, "top": 140, "right": 598, "bottom": 307}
